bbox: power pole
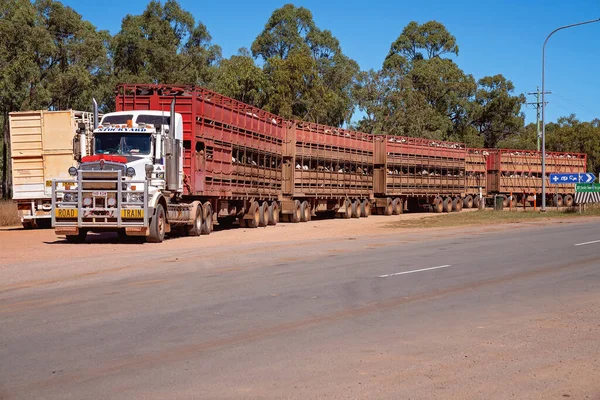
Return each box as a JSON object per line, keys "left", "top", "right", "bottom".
{"left": 527, "top": 87, "right": 551, "bottom": 151}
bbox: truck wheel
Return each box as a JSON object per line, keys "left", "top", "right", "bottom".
{"left": 351, "top": 200, "right": 360, "bottom": 218}
{"left": 502, "top": 197, "right": 509, "bottom": 208}
{"left": 201, "top": 203, "right": 213, "bottom": 235}
{"left": 147, "top": 204, "right": 166, "bottom": 243}
{"left": 259, "top": 202, "right": 269, "bottom": 227}
{"left": 66, "top": 229, "right": 88, "bottom": 243}
{"left": 384, "top": 197, "right": 394, "bottom": 216}
{"left": 361, "top": 200, "right": 371, "bottom": 217}
{"left": 247, "top": 201, "right": 260, "bottom": 228}
{"left": 290, "top": 200, "right": 302, "bottom": 223}
{"left": 553, "top": 194, "right": 563, "bottom": 207}
{"left": 268, "top": 202, "right": 279, "bottom": 225}
{"left": 22, "top": 221, "right": 33, "bottom": 230}
{"left": 452, "top": 197, "right": 463, "bottom": 212}
{"left": 433, "top": 197, "right": 444, "bottom": 213}
{"left": 463, "top": 195, "right": 473, "bottom": 209}
{"left": 392, "top": 198, "right": 403, "bottom": 215}
{"left": 510, "top": 196, "right": 518, "bottom": 208}
{"left": 188, "top": 205, "right": 203, "bottom": 236}
{"left": 564, "top": 194, "right": 574, "bottom": 207}
{"left": 473, "top": 195, "right": 481, "bottom": 209}
{"left": 443, "top": 198, "right": 452, "bottom": 213}
{"left": 300, "top": 201, "right": 311, "bottom": 222}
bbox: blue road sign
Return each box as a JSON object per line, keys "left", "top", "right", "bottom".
{"left": 549, "top": 173, "right": 596, "bottom": 184}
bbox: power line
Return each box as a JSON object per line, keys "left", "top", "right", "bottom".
{"left": 526, "top": 87, "right": 551, "bottom": 151}
{"left": 552, "top": 92, "right": 597, "bottom": 115}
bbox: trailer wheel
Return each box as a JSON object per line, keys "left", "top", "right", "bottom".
{"left": 268, "top": 202, "right": 279, "bottom": 225}
{"left": 384, "top": 197, "right": 394, "bottom": 216}
{"left": 290, "top": 200, "right": 302, "bottom": 223}
{"left": 300, "top": 201, "right": 311, "bottom": 222}
{"left": 259, "top": 202, "right": 269, "bottom": 227}
{"left": 247, "top": 201, "right": 260, "bottom": 228}
{"left": 361, "top": 200, "right": 371, "bottom": 217}
{"left": 443, "top": 198, "right": 452, "bottom": 213}
{"left": 564, "top": 194, "right": 574, "bottom": 207}
{"left": 452, "top": 197, "right": 463, "bottom": 212}
{"left": 201, "top": 203, "right": 213, "bottom": 235}
{"left": 553, "top": 194, "right": 563, "bottom": 207}
{"left": 351, "top": 200, "right": 360, "bottom": 218}
{"left": 510, "top": 196, "right": 518, "bottom": 208}
{"left": 66, "top": 229, "right": 88, "bottom": 244}
{"left": 147, "top": 204, "right": 166, "bottom": 243}
{"left": 502, "top": 197, "right": 509, "bottom": 208}
{"left": 473, "top": 195, "right": 481, "bottom": 209}
{"left": 463, "top": 195, "right": 473, "bottom": 209}
{"left": 188, "top": 204, "right": 203, "bottom": 236}
{"left": 392, "top": 198, "right": 403, "bottom": 215}
{"left": 341, "top": 199, "right": 352, "bottom": 219}
{"left": 22, "top": 221, "right": 33, "bottom": 230}
{"left": 433, "top": 197, "right": 444, "bottom": 213}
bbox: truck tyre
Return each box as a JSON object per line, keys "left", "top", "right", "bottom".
{"left": 341, "top": 199, "right": 352, "bottom": 219}
{"left": 443, "top": 197, "right": 452, "bottom": 213}
{"left": 464, "top": 195, "right": 473, "bottom": 209}
{"left": 259, "top": 202, "right": 269, "bottom": 227}
{"left": 564, "top": 194, "right": 574, "bottom": 207}
{"left": 201, "top": 203, "right": 213, "bottom": 235}
{"left": 473, "top": 195, "right": 481, "bottom": 209}
{"left": 433, "top": 197, "right": 444, "bottom": 213}
{"left": 351, "top": 200, "right": 360, "bottom": 218}
{"left": 300, "top": 201, "right": 311, "bottom": 222}
{"left": 384, "top": 197, "right": 394, "bottom": 216}
{"left": 66, "top": 229, "right": 88, "bottom": 243}
{"left": 268, "top": 202, "right": 279, "bottom": 225}
{"left": 502, "top": 197, "right": 509, "bottom": 208}
{"left": 147, "top": 204, "right": 166, "bottom": 243}
{"left": 290, "top": 200, "right": 302, "bottom": 223}
{"left": 361, "top": 200, "right": 371, "bottom": 217}
{"left": 22, "top": 221, "right": 33, "bottom": 230}
{"left": 452, "top": 197, "right": 463, "bottom": 212}
{"left": 553, "top": 194, "right": 563, "bottom": 207}
{"left": 188, "top": 205, "right": 203, "bottom": 236}
{"left": 392, "top": 198, "right": 403, "bottom": 215}
{"left": 247, "top": 201, "right": 260, "bottom": 228}
{"left": 510, "top": 196, "right": 518, "bottom": 208}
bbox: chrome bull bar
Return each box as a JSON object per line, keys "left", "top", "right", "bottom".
{"left": 51, "top": 170, "right": 149, "bottom": 229}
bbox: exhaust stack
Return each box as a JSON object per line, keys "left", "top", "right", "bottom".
{"left": 166, "top": 98, "right": 179, "bottom": 191}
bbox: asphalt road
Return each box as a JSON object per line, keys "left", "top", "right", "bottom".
{"left": 1, "top": 220, "right": 599, "bottom": 399}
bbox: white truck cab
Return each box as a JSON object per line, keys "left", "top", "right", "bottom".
{"left": 52, "top": 102, "right": 186, "bottom": 243}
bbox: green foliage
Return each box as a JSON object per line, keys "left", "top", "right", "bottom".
{"left": 252, "top": 4, "right": 359, "bottom": 126}
{"left": 111, "top": 0, "right": 221, "bottom": 85}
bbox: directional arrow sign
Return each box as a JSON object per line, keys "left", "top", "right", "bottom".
{"left": 549, "top": 173, "right": 596, "bottom": 184}
{"left": 576, "top": 183, "right": 600, "bottom": 193}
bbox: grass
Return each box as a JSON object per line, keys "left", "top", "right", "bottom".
{"left": 0, "top": 200, "right": 20, "bottom": 227}
{"left": 386, "top": 205, "right": 600, "bottom": 229}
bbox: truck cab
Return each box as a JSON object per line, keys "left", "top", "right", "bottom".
{"left": 52, "top": 107, "right": 184, "bottom": 243}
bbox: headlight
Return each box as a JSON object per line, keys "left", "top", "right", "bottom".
{"left": 126, "top": 167, "right": 136, "bottom": 177}
{"left": 64, "top": 193, "right": 72, "bottom": 202}
{"left": 129, "top": 193, "right": 140, "bottom": 203}
{"left": 68, "top": 166, "right": 77, "bottom": 176}
{"left": 156, "top": 172, "right": 165, "bottom": 179}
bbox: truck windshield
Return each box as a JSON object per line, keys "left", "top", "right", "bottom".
{"left": 95, "top": 134, "right": 151, "bottom": 156}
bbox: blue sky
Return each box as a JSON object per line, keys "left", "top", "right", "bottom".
{"left": 62, "top": 0, "right": 600, "bottom": 125}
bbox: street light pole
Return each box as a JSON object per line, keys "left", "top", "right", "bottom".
{"left": 541, "top": 18, "right": 600, "bottom": 211}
